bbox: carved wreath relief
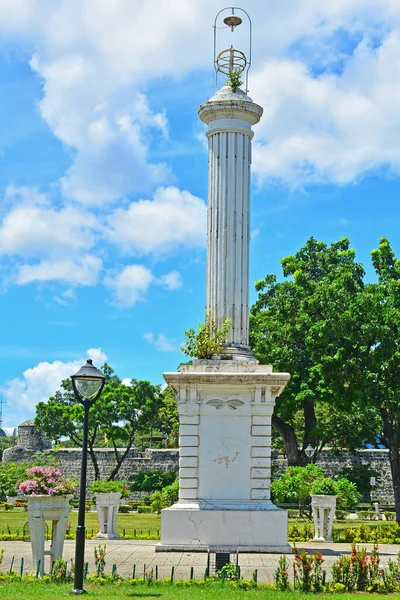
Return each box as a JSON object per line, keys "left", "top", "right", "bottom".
{"left": 206, "top": 398, "right": 244, "bottom": 410}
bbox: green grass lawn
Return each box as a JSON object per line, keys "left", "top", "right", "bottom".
{"left": 0, "top": 508, "right": 386, "bottom": 540}
{"left": 0, "top": 580, "right": 397, "bottom": 600}
{"left": 0, "top": 508, "right": 161, "bottom": 538}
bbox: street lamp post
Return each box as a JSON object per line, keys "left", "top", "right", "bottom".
{"left": 70, "top": 359, "right": 105, "bottom": 595}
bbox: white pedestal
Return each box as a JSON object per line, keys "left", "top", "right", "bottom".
{"left": 311, "top": 495, "right": 337, "bottom": 541}
{"left": 94, "top": 492, "right": 121, "bottom": 539}
{"left": 158, "top": 501, "right": 288, "bottom": 552}
{"left": 158, "top": 361, "right": 290, "bottom": 552}
{"left": 27, "top": 495, "right": 71, "bottom": 575}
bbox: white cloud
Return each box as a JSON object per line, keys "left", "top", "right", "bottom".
{"left": 0, "top": 347, "right": 108, "bottom": 427}
{"left": 143, "top": 332, "right": 178, "bottom": 352}
{"left": 2, "top": 2, "right": 400, "bottom": 209}
{"left": 252, "top": 31, "right": 400, "bottom": 186}
{"left": 87, "top": 347, "right": 108, "bottom": 365}
{"left": 159, "top": 270, "right": 183, "bottom": 290}
{"left": 15, "top": 254, "right": 103, "bottom": 286}
{"left": 104, "top": 264, "right": 154, "bottom": 308}
{"left": 0, "top": 186, "right": 98, "bottom": 258}
{"left": 106, "top": 186, "right": 206, "bottom": 253}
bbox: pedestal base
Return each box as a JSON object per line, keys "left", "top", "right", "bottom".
{"left": 157, "top": 502, "right": 290, "bottom": 553}
{"left": 96, "top": 532, "right": 120, "bottom": 540}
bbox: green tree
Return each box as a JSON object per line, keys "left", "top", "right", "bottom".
{"left": 156, "top": 386, "right": 179, "bottom": 447}
{"left": 323, "top": 238, "right": 400, "bottom": 521}
{"left": 0, "top": 462, "right": 28, "bottom": 501}
{"left": 35, "top": 364, "right": 162, "bottom": 480}
{"left": 250, "top": 237, "right": 380, "bottom": 465}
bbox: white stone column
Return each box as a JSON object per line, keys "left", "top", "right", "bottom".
{"left": 198, "top": 87, "right": 263, "bottom": 358}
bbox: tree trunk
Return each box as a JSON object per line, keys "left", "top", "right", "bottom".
{"left": 381, "top": 407, "right": 400, "bottom": 523}
{"left": 303, "top": 400, "right": 318, "bottom": 449}
{"left": 88, "top": 441, "right": 100, "bottom": 480}
{"left": 272, "top": 414, "right": 306, "bottom": 465}
{"left": 108, "top": 438, "right": 134, "bottom": 481}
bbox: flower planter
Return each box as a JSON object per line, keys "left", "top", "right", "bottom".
{"left": 94, "top": 492, "right": 121, "bottom": 539}
{"left": 6, "top": 496, "right": 17, "bottom": 505}
{"left": 311, "top": 494, "right": 337, "bottom": 541}
{"left": 27, "top": 494, "right": 72, "bottom": 575}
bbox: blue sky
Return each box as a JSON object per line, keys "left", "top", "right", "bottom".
{"left": 1, "top": 0, "right": 400, "bottom": 428}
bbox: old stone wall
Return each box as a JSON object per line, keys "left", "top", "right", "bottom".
{"left": 2, "top": 421, "right": 394, "bottom": 502}
{"left": 54, "top": 448, "right": 179, "bottom": 490}
{"left": 272, "top": 449, "right": 394, "bottom": 503}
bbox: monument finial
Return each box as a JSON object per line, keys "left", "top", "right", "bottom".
{"left": 213, "top": 7, "right": 252, "bottom": 93}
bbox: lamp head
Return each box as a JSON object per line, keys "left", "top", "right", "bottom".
{"left": 71, "top": 359, "right": 106, "bottom": 402}
{"left": 223, "top": 15, "right": 242, "bottom": 30}
{"left": 304, "top": 444, "right": 315, "bottom": 458}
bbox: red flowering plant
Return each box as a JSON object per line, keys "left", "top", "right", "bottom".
{"left": 18, "top": 466, "right": 76, "bottom": 496}
{"left": 292, "top": 546, "right": 326, "bottom": 593}
{"left": 274, "top": 555, "right": 290, "bottom": 591}
{"left": 331, "top": 544, "right": 383, "bottom": 592}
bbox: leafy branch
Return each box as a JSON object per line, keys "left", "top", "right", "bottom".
{"left": 226, "top": 70, "right": 243, "bottom": 91}
{"left": 181, "top": 311, "right": 232, "bottom": 359}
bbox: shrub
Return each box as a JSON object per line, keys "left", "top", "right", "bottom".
{"left": 181, "top": 311, "right": 231, "bottom": 359}
{"left": 129, "top": 471, "right": 176, "bottom": 493}
{"left": 274, "top": 555, "right": 290, "bottom": 591}
{"left": 90, "top": 480, "right": 129, "bottom": 497}
{"left": 385, "top": 511, "right": 396, "bottom": 521}
{"left": 310, "top": 477, "right": 337, "bottom": 496}
{"left": 0, "top": 463, "right": 30, "bottom": 502}
{"left": 137, "top": 505, "right": 153, "bottom": 514}
{"left": 335, "top": 477, "right": 361, "bottom": 509}
{"left": 19, "top": 466, "right": 76, "bottom": 496}
{"left": 118, "top": 504, "right": 131, "bottom": 513}
{"left": 271, "top": 464, "right": 324, "bottom": 504}
{"left": 292, "top": 547, "right": 326, "bottom": 593}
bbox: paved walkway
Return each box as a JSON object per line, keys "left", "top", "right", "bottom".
{"left": 1, "top": 540, "right": 399, "bottom": 582}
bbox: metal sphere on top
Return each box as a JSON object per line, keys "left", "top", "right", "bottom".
{"left": 214, "top": 7, "right": 252, "bottom": 92}
{"left": 216, "top": 47, "right": 246, "bottom": 75}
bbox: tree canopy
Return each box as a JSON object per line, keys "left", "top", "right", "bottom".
{"left": 35, "top": 364, "right": 163, "bottom": 480}
{"left": 250, "top": 237, "right": 379, "bottom": 465}
{"left": 250, "top": 236, "right": 400, "bottom": 521}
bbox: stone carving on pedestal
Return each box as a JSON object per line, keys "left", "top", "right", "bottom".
{"left": 27, "top": 495, "right": 72, "bottom": 575}
{"left": 94, "top": 492, "right": 121, "bottom": 539}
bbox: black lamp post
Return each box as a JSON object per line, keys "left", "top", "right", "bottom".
{"left": 70, "top": 359, "right": 105, "bottom": 595}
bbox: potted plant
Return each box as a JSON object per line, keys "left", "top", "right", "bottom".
{"left": 310, "top": 477, "right": 338, "bottom": 541}
{"left": 19, "top": 466, "right": 76, "bottom": 575}
{"left": 90, "top": 480, "right": 129, "bottom": 539}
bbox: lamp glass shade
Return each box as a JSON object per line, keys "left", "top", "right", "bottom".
{"left": 71, "top": 359, "right": 105, "bottom": 401}
{"left": 305, "top": 444, "right": 315, "bottom": 458}
{"left": 74, "top": 377, "right": 103, "bottom": 400}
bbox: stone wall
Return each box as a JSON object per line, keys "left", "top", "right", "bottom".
{"left": 2, "top": 420, "right": 394, "bottom": 502}
{"left": 55, "top": 447, "right": 179, "bottom": 490}
{"left": 272, "top": 449, "right": 394, "bottom": 503}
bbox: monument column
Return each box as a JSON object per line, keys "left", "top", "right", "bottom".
{"left": 199, "top": 91, "right": 263, "bottom": 358}
{"left": 158, "top": 8, "right": 290, "bottom": 553}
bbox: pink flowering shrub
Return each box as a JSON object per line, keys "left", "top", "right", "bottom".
{"left": 19, "top": 466, "right": 76, "bottom": 496}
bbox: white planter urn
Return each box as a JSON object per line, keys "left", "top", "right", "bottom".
{"left": 27, "top": 494, "right": 72, "bottom": 575}
{"left": 6, "top": 496, "right": 17, "bottom": 505}
{"left": 94, "top": 492, "right": 121, "bottom": 539}
{"left": 311, "top": 494, "right": 337, "bottom": 541}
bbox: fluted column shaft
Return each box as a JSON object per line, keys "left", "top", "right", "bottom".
{"left": 206, "top": 126, "right": 252, "bottom": 349}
